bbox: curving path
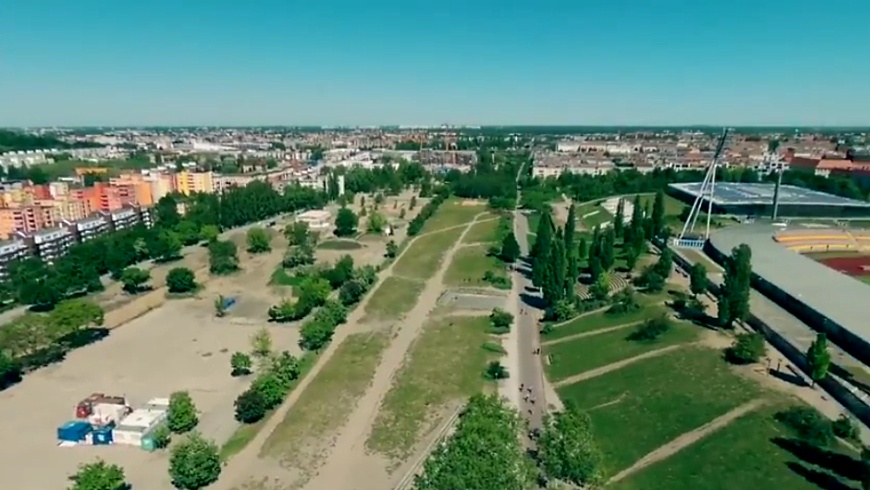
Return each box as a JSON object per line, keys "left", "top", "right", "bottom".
{"left": 552, "top": 344, "right": 688, "bottom": 388}
{"left": 540, "top": 320, "right": 645, "bottom": 347}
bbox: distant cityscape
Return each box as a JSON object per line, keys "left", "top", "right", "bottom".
{"left": 0, "top": 126, "right": 868, "bottom": 279}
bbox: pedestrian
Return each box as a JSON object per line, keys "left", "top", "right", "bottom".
{"left": 530, "top": 398, "right": 535, "bottom": 404}
{"left": 519, "top": 384, "right": 524, "bottom": 391}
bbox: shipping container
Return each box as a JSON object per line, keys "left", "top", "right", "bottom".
{"left": 92, "top": 427, "right": 114, "bottom": 445}
{"left": 140, "top": 436, "right": 156, "bottom": 452}
{"left": 114, "top": 409, "right": 167, "bottom": 446}
{"left": 57, "top": 421, "right": 92, "bottom": 442}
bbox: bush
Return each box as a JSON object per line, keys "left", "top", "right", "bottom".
{"left": 775, "top": 406, "right": 835, "bottom": 446}
{"left": 167, "top": 391, "right": 199, "bottom": 434}
{"left": 627, "top": 315, "right": 671, "bottom": 342}
{"left": 230, "top": 352, "right": 253, "bottom": 377}
{"left": 339, "top": 280, "right": 365, "bottom": 305}
{"left": 484, "top": 361, "right": 509, "bottom": 380}
{"left": 832, "top": 414, "right": 860, "bottom": 442}
{"left": 250, "top": 372, "right": 286, "bottom": 410}
{"left": 152, "top": 424, "right": 171, "bottom": 449}
{"left": 234, "top": 389, "right": 267, "bottom": 424}
{"left": 607, "top": 286, "right": 640, "bottom": 315}
{"left": 166, "top": 267, "right": 197, "bottom": 294}
{"left": 482, "top": 341, "right": 507, "bottom": 355}
{"left": 725, "top": 332, "right": 766, "bottom": 365}
{"left": 489, "top": 308, "right": 514, "bottom": 332}
{"left": 168, "top": 432, "right": 221, "bottom": 490}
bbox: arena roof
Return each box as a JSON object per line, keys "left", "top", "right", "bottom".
{"left": 709, "top": 223, "right": 870, "bottom": 344}
{"left": 669, "top": 182, "right": 870, "bottom": 208}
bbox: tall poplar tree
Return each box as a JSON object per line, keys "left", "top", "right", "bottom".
{"left": 564, "top": 204, "right": 578, "bottom": 284}
{"left": 613, "top": 198, "right": 625, "bottom": 239}
{"left": 532, "top": 213, "right": 555, "bottom": 288}
{"left": 651, "top": 190, "right": 666, "bottom": 238}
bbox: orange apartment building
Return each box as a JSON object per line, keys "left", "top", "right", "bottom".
{"left": 0, "top": 205, "right": 59, "bottom": 239}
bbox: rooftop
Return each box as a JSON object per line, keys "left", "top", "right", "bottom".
{"left": 669, "top": 182, "right": 870, "bottom": 207}
{"left": 710, "top": 223, "right": 870, "bottom": 345}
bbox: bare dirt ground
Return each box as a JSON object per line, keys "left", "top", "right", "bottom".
{"left": 220, "top": 211, "right": 488, "bottom": 490}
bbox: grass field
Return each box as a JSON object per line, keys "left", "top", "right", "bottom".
{"left": 393, "top": 227, "right": 466, "bottom": 279}
{"left": 366, "top": 316, "right": 494, "bottom": 462}
{"left": 543, "top": 304, "right": 669, "bottom": 341}
{"left": 576, "top": 202, "right": 614, "bottom": 229}
{"left": 444, "top": 245, "right": 509, "bottom": 289}
{"left": 678, "top": 248, "right": 722, "bottom": 272}
{"left": 545, "top": 320, "right": 699, "bottom": 382}
{"left": 260, "top": 332, "right": 389, "bottom": 466}
{"left": 318, "top": 239, "right": 363, "bottom": 250}
{"left": 461, "top": 215, "right": 503, "bottom": 244}
{"left": 609, "top": 404, "right": 859, "bottom": 490}
{"left": 363, "top": 276, "right": 425, "bottom": 321}
{"left": 269, "top": 266, "right": 305, "bottom": 287}
{"left": 557, "top": 347, "right": 763, "bottom": 474}
{"left": 420, "top": 199, "right": 486, "bottom": 233}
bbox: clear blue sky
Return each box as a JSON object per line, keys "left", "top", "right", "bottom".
{"left": 1, "top": 0, "right": 868, "bottom": 127}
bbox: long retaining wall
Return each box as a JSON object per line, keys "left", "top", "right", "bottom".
{"left": 669, "top": 244, "right": 870, "bottom": 428}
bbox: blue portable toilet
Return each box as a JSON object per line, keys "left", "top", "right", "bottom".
{"left": 57, "top": 421, "right": 92, "bottom": 442}
{"left": 92, "top": 427, "right": 114, "bottom": 445}
{"left": 221, "top": 296, "right": 237, "bottom": 310}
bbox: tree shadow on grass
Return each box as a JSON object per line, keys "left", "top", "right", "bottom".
{"left": 769, "top": 368, "right": 809, "bottom": 387}
{"left": 785, "top": 462, "right": 857, "bottom": 490}
{"left": 774, "top": 437, "right": 865, "bottom": 482}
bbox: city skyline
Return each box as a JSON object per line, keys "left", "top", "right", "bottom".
{"left": 2, "top": 0, "right": 869, "bottom": 127}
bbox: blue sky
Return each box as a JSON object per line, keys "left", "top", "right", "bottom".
{"left": 1, "top": 0, "right": 868, "bottom": 127}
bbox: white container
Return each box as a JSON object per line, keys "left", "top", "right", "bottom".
{"left": 114, "top": 409, "right": 167, "bottom": 446}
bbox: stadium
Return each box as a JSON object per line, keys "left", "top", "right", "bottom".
{"left": 707, "top": 222, "right": 870, "bottom": 364}
{"left": 668, "top": 182, "right": 870, "bottom": 219}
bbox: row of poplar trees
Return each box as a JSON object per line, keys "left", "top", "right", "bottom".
{"left": 530, "top": 191, "right": 669, "bottom": 317}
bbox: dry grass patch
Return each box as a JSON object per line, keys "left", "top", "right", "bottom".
{"left": 363, "top": 276, "right": 425, "bottom": 322}
{"left": 393, "top": 227, "right": 465, "bottom": 280}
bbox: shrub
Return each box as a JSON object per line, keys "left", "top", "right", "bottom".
{"left": 250, "top": 372, "right": 286, "bottom": 410}
{"left": 725, "top": 332, "right": 766, "bottom": 365}
{"left": 607, "top": 286, "right": 639, "bottom": 315}
{"left": 234, "top": 389, "right": 267, "bottom": 424}
{"left": 482, "top": 342, "right": 507, "bottom": 355}
{"left": 832, "top": 414, "right": 860, "bottom": 442}
{"left": 774, "top": 406, "right": 835, "bottom": 446}
{"left": 167, "top": 391, "right": 199, "bottom": 434}
{"left": 484, "top": 361, "right": 509, "bottom": 380}
{"left": 627, "top": 315, "right": 671, "bottom": 342}
{"left": 168, "top": 432, "right": 221, "bottom": 490}
{"left": 166, "top": 267, "right": 197, "bottom": 294}
{"left": 489, "top": 308, "right": 514, "bottom": 331}
{"left": 230, "top": 352, "right": 253, "bottom": 377}
{"left": 152, "top": 424, "right": 171, "bottom": 449}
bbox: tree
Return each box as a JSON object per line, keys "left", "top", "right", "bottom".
{"left": 166, "top": 267, "right": 197, "bottom": 294}
{"left": 500, "top": 232, "right": 521, "bottom": 263}
{"left": 283, "top": 244, "right": 314, "bottom": 268}
{"left": 366, "top": 210, "right": 388, "bottom": 234}
{"left": 208, "top": 239, "right": 240, "bottom": 275}
{"left": 726, "top": 332, "right": 766, "bottom": 364}
{"left": 68, "top": 459, "right": 128, "bottom": 490}
{"left": 152, "top": 424, "right": 171, "bottom": 449}
{"left": 589, "top": 273, "right": 610, "bottom": 301}
{"left": 234, "top": 389, "right": 267, "bottom": 423}
{"left": 335, "top": 208, "right": 359, "bottom": 237}
{"left": 323, "top": 255, "right": 354, "bottom": 289}
{"left": 230, "top": 352, "right": 252, "bottom": 376}
{"left": 299, "top": 320, "right": 335, "bottom": 351}
{"left": 339, "top": 280, "right": 366, "bottom": 305}
{"left": 250, "top": 327, "right": 273, "bottom": 359}
{"left": 284, "top": 221, "right": 311, "bottom": 247}
{"left": 537, "top": 407, "right": 604, "bottom": 487}
{"left": 689, "top": 262, "right": 708, "bottom": 296}
{"left": 297, "top": 276, "right": 331, "bottom": 307}
{"left": 120, "top": 267, "right": 151, "bottom": 294}
{"left": 415, "top": 394, "right": 534, "bottom": 490}
{"left": 806, "top": 332, "right": 831, "bottom": 387}
{"left": 155, "top": 195, "right": 181, "bottom": 229}
{"left": 627, "top": 314, "right": 671, "bottom": 342}
{"left": 168, "top": 432, "right": 221, "bottom": 490}
{"left": 613, "top": 198, "right": 625, "bottom": 239}
{"left": 651, "top": 190, "right": 666, "bottom": 238}
{"left": 385, "top": 240, "right": 398, "bottom": 258}
{"left": 490, "top": 308, "right": 514, "bottom": 333}
{"left": 246, "top": 227, "right": 271, "bottom": 253}
{"left": 174, "top": 220, "right": 201, "bottom": 246}
{"left": 149, "top": 229, "right": 182, "bottom": 262}
{"left": 719, "top": 244, "right": 752, "bottom": 328}
{"left": 167, "top": 391, "right": 198, "bottom": 434}
{"left": 485, "top": 361, "right": 509, "bottom": 380}
{"left": 199, "top": 224, "right": 220, "bottom": 243}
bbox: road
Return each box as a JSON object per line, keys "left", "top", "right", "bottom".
{"left": 511, "top": 184, "right": 548, "bottom": 438}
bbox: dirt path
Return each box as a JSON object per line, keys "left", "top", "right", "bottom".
{"left": 213, "top": 219, "right": 481, "bottom": 489}
{"left": 301, "top": 214, "right": 485, "bottom": 490}
{"left": 607, "top": 399, "right": 766, "bottom": 484}
{"left": 552, "top": 344, "right": 687, "bottom": 388}
{"left": 541, "top": 321, "right": 644, "bottom": 347}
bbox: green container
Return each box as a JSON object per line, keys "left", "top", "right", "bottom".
{"left": 140, "top": 436, "right": 156, "bottom": 452}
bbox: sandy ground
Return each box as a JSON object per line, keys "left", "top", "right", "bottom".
{"left": 0, "top": 206, "right": 413, "bottom": 490}
{"left": 219, "top": 210, "right": 489, "bottom": 490}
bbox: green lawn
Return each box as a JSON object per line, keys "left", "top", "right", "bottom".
{"left": 444, "top": 245, "right": 510, "bottom": 289}
{"left": 462, "top": 216, "right": 503, "bottom": 244}
{"left": 366, "top": 316, "right": 494, "bottom": 463}
{"left": 678, "top": 248, "right": 722, "bottom": 272}
{"left": 420, "top": 199, "right": 486, "bottom": 233}
{"left": 543, "top": 304, "right": 668, "bottom": 341}
{"left": 318, "top": 239, "right": 363, "bottom": 250}
{"left": 393, "top": 227, "right": 465, "bottom": 279}
{"left": 577, "top": 202, "right": 614, "bottom": 229}
{"left": 610, "top": 404, "right": 858, "bottom": 490}
{"left": 269, "top": 266, "right": 305, "bottom": 287}
{"left": 363, "top": 276, "right": 425, "bottom": 321}
{"left": 545, "top": 320, "right": 699, "bottom": 382}
{"left": 260, "top": 332, "right": 389, "bottom": 472}
{"left": 557, "top": 347, "right": 763, "bottom": 474}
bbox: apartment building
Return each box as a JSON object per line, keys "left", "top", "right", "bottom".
{"left": 26, "top": 226, "right": 75, "bottom": 263}
{"left": 110, "top": 173, "right": 155, "bottom": 206}
{"left": 0, "top": 205, "right": 59, "bottom": 239}
{"left": 64, "top": 214, "right": 110, "bottom": 243}
{"left": 0, "top": 238, "right": 29, "bottom": 279}
{"left": 100, "top": 206, "right": 141, "bottom": 232}
{"left": 174, "top": 171, "right": 215, "bottom": 195}
{"left": 418, "top": 150, "right": 478, "bottom": 167}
